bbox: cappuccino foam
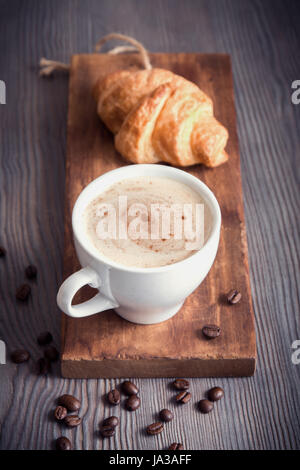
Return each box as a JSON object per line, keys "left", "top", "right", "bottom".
{"left": 83, "top": 176, "right": 211, "bottom": 268}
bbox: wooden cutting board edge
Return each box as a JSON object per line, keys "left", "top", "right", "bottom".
{"left": 60, "top": 52, "right": 257, "bottom": 378}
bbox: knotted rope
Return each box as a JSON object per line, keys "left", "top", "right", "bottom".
{"left": 39, "top": 33, "right": 152, "bottom": 77}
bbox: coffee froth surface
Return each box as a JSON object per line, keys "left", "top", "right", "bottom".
{"left": 83, "top": 176, "right": 211, "bottom": 268}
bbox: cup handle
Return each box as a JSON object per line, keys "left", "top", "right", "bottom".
{"left": 57, "top": 266, "right": 119, "bottom": 318}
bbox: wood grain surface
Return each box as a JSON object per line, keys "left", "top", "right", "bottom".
{"left": 0, "top": 0, "right": 299, "bottom": 450}
{"left": 61, "top": 53, "right": 256, "bottom": 378}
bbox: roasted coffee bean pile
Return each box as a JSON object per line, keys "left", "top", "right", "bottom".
{"left": 172, "top": 379, "right": 192, "bottom": 405}
{"left": 36, "top": 331, "right": 59, "bottom": 375}
{"left": 100, "top": 416, "right": 120, "bottom": 437}
{"left": 107, "top": 380, "right": 141, "bottom": 412}
{"left": 11, "top": 330, "right": 59, "bottom": 376}
{"left": 7, "top": 259, "right": 58, "bottom": 373}
{"left": 7, "top": 258, "right": 59, "bottom": 373}
{"left": 3, "top": 250, "right": 232, "bottom": 451}
{"left": 200, "top": 287, "right": 242, "bottom": 339}
{"left": 53, "top": 394, "right": 83, "bottom": 449}
{"left": 103, "top": 379, "right": 225, "bottom": 450}
{"left": 15, "top": 262, "right": 38, "bottom": 301}
{"left": 100, "top": 380, "right": 140, "bottom": 439}
{"left": 171, "top": 380, "right": 225, "bottom": 434}
{"left": 0, "top": 250, "right": 37, "bottom": 301}
{"left": 198, "top": 386, "right": 224, "bottom": 414}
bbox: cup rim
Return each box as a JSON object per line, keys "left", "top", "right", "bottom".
{"left": 72, "top": 164, "right": 221, "bottom": 273}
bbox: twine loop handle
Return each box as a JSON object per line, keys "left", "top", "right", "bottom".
{"left": 39, "top": 33, "right": 152, "bottom": 77}
{"left": 94, "top": 33, "right": 152, "bottom": 70}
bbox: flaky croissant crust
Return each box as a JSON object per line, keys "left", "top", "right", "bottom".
{"left": 94, "top": 68, "right": 228, "bottom": 167}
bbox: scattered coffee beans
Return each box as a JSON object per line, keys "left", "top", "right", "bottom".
{"left": 16, "top": 284, "right": 31, "bottom": 301}
{"left": 25, "top": 264, "right": 37, "bottom": 279}
{"left": 208, "top": 386, "right": 224, "bottom": 402}
{"left": 54, "top": 406, "right": 67, "bottom": 421}
{"left": 11, "top": 349, "right": 30, "bottom": 363}
{"left": 37, "top": 331, "right": 53, "bottom": 346}
{"left": 121, "top": 380, "right": 139, "bottom": 396}
{"left": 103, "top": 416, "right": 119, "bottom": 428}
{"left": 198, "top": 399, "right": 214, "bottom": 414}
{"left": 176, "top": 391, "right": 191, "bottom": 404}
{"left": 58, "top": 394, "right": 81, "bottom": 412}
{"left": 44, "top": 346, "right": 59, "bottom": 362}
{"left": 227, "top": 289, "right": 242, "bottom": 304}
{"left": 55, "top": 436, "right": 71, "bottom": 450}
{"left": 147, "top": 422, "right": 164, "bottom": 435}
{"left": 107, "top": 389, "right": 120, "bottom": 406}
{"left": 159, "top": 409, "right": 174, "bottom": 422}
{"left": 173, "top": 379, "right": 189, "bottom": 390}
{"left": 64, "top": 415, "right": 82, "bottom": 427}
{"left": 0, "top": 246, "right": 6, "bottom": 257}
{"left": 202, "top": 324, "right": 221, "bottom": 339}
{"left": 168, "top": 442, "right": 184, "bottom": 450}
{"left": 36, "top": 357, "right": 51, "bottom": 375}
{"left": 125, "top": 394, "right": 141, "bottom": 411}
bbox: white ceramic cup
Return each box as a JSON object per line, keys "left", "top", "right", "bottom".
{"left": 57, "top": 164, "right": 221, "bottom": 324}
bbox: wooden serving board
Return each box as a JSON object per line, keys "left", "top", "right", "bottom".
{"left": 61, "top": 53, "right": 256, "bottom": 378}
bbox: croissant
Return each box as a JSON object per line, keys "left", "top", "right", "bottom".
{"left": 93, "top": 67, "right": 229, "bottom": 167}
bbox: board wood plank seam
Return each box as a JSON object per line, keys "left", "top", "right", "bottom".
{"left": 61, "top": 53, "right": 256, "bottom": 378}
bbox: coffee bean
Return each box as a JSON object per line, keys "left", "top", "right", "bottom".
{"left": 36, "top": 357, "right": 51, "bottom": 375}
{"left": 58, "top": 394, "right": 81, "bottom": 412}
{"left": 175, "top": 391, "right": 191, "bottom": 404}
{"left": 64, "top": 415, "right": 82, "bottom": 427}
{"left": 121, "top": 380, "right": 139, "bottom": 396}
{"left": 37, "top": 331, "right": 53, "bottom": 346}
{"left": 56, "top": 436, "right": 71, "bottom": 450}
{"left": 44, "top": 346, "right": 59, "bottom": 362}
{"left": 125, "top": 394, "right": 141, "bottom": 411}
{"left": 173, "top": 379, "right": 189, "bottom": 391}
{"left": 103, "top": 416, "right": 119, "bottom": 428}
{"left": 11, "top": 349, "right": 30, "bottom": 363}
{"left": 202, "top": 324, "right": 221, "bottom": 339}
{"left": 54, "top": 406, "right": 67, "bottom": 421}
{"left": 198, "top": 399, "right": 214, "bottom": 414}
{"left": 107, "top": 389, "right": 120, "bottom": 405}
{"left": 0, "top": 246, "right": 6, "bottom": 257}
{"left": 100, "top": 424, "right": 116, "bottom": 438}
{"left": 159, "top": 409, "right": 174, "bottom": 422}
{"left": 168, "top": 442, "right": 184, "bottom": 450}
{"left": 227, "top": 289, "right": 242, "bottom": 304}
{"left": 207, "top": 386, "right": 224, "bottom": 402}
{"left": 16, "top": 284, "right": 31, "bottom": 301}
{"left": 25, "top": 264, "right": 37, "bottom": 279}
{"left": 147, "top": 422, "right": 164, "bottom": 435}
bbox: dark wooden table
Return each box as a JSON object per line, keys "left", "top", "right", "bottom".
{"left": 0, "top": 0, "right": 299, "bottom": 450}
